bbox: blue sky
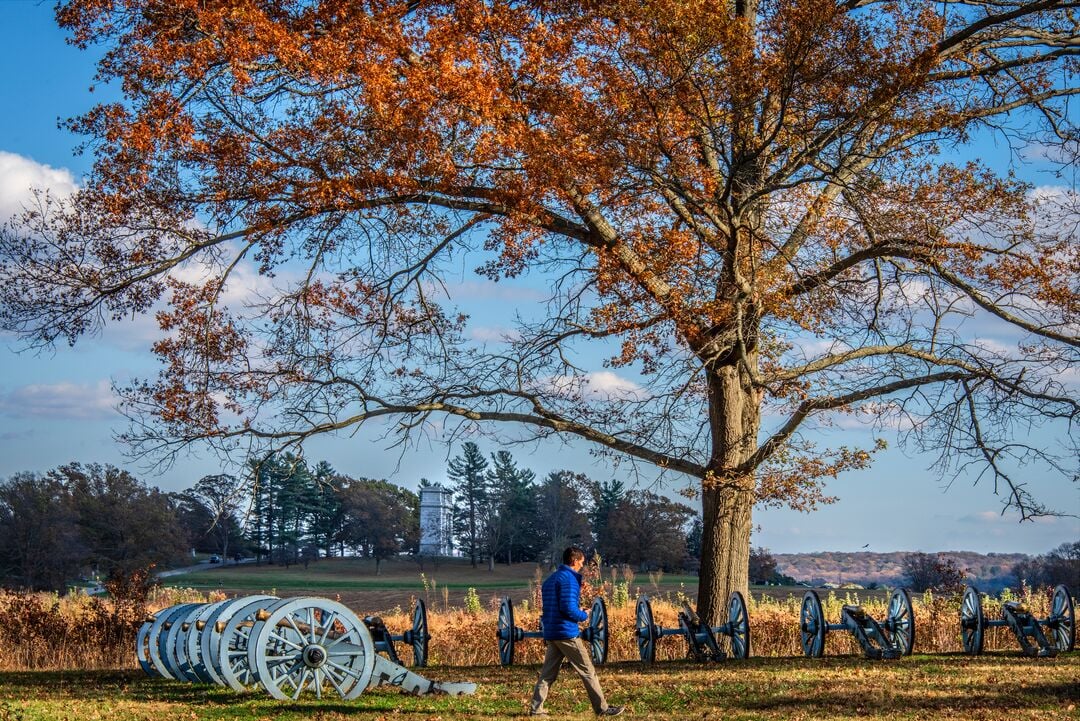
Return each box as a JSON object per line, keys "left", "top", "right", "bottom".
{"left": 0, "top": 0, "right": 1075, "bottom": 555}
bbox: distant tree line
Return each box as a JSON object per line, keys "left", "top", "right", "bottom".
{"left": 901, "top": 545, "right": 1079, "bottom": 593}
{"left": 0, "top": 455, "right": 423, "bottom": 591}
{"left": 1011, "top": 542, "right": 1079, "bottom": 591}
{"left": 442, "top": 442, "right": 699, "bottom": 571}
{"left": 0, "top": 445, "right": 704, "bottom": 592}
{"left": 0, "top": 463, "right": 187, "bottom": 591}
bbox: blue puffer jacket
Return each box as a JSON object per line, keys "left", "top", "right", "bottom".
{"left": 540, "top": 565, "right": 588, "bottom": 640}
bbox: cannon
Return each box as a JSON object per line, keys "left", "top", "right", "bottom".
{"left": 634, "top": 594, "right": 750, "bottom": 663}
{"left": 136, "top": 596, "right": 472, "bottom": 701}
{"left": 960, "top": 584, "right": 1074, "bottom": 657}
{"left": 496, "top": 596, "right": 608, "bottom": 666}
{"left": 363, "top": 599, "right": 431, "bottom": 666}
{"left": 799, "top": 588, "right": 914, "bottom": 659}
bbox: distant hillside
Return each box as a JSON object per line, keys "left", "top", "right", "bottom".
{"left": 774, "top": 551, "right": 1029, "bottom": 591}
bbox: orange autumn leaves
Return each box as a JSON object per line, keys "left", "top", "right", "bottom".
{"left": 32, "top": 0, "right": 1076, "bottom": 495}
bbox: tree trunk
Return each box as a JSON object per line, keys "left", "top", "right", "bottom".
{"left": 697, "top": 364, "right": 760, "bottom": 625}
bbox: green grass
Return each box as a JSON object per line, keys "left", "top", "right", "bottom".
{"left": 1, "top": 654, "right": 1076, "bottom": 720}
{"left": 166, "top": 571, "right": 524, "bottom": 591}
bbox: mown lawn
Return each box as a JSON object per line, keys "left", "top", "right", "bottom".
{"left": 1, "top": 653, "right": 1076, "bottom": 720}
{"left": 160, "top": 557, "right": 705, "bottom": 610}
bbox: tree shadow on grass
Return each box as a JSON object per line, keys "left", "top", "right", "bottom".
{"left": 0, "top": 670, "right": 520, "bottom": 716}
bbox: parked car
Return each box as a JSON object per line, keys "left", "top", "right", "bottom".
{"left": 209, "top": 555, "right": 221, "bottom": 563}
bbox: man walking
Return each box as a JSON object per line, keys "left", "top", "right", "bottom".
{"left": 530, "top": 547, "right": 623, "bottom": 716}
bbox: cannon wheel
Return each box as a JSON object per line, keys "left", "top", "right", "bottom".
{"left": 800, "top": 591, "right": 826, "bottom": 657}
{"left": 167, "top": 604, "right": 207, "bottom": 682}
{"left": 728, "top": 591, "right": 751, "bottom": 659}
{"left": 411, "top": 599, "right": 430, "bottom": 667}
{"left": 960, "top": 585, "right": 985, "bottom": 655}
{"left": 885, "top": 588, "right": 915, "bottom": 656}
{"left": 250, "top": 597, "right": 376, "bottom": 700}
{"left": 185, "top": 600, "right": 227, "bottom": 683}
{"left": 588, "top": 597, "right": 609, "bottom": 665}
{"left": 635, "top": 596, "right": 658, "bottom": 663}
{"left": 150, "top": 603, "right": 200, "bottom": 679}
{"left": 1049, "top": 585, "right": 1075, "bottom": 653}
{"left": 135, "top": 619, "right": 157, "bottom": 676}
{"left": 201, "top": 595, "right": 276, "bottom": 687}
{"left": 219, "top": 597, "right": 290, "bottom": 691}
{"left": 497, "top": 597, "right": 516, "bottom": 666}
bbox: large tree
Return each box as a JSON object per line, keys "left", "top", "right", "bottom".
{"left": 182, "top": 473, "right": 246, "bottom": 559}
{"left": 0, "top": 1, "right": 1076, "bottom": 622}
{"left": 602, "top": 490, "right": 697, "bottom": 571}
{"left": 536, "top": 470, "right": 593, "bottom": 565}
{"left": 338, "top": 478, "right": 419, "bottom": 573}
{"left": 0, "top": 472, "right": 83, "bottom": 591}
{"left": 52, "top": 463, "right": 187, "bottom": 580}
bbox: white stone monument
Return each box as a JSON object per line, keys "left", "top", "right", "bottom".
{"left": 419, "top": 484, "right": 454, "bottom": 557}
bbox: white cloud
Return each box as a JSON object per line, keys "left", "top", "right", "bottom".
{"left": 0, "top": 380, "right": 118, "bottom": 420}
{"left": 425, "top": 279, "right": 547, "bottom": 303}
{"left": 831, "top": 401, "right": 919, "bottom": 431}
{"left": 0, "top": 150, "right": 78, "bottom": 221}
{"left": 957, "top": 510, "right": 1059, "bottom": 526}
{"left": 469, "top": 325, "right": 522, "bottom": 343}
{"left": 537, "top": 370, "right": 647, "bottom": 401}
{"left": 585, "top": 371, "right": 645, "bottom": 399}
{"left": 169, "top": 246, "right": 277, "bottom": 308}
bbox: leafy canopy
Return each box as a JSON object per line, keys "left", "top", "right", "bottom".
{"left": 0, "top": 0, "right": 1076, "bottom": 520}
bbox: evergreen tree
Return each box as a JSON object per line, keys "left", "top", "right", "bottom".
{"left": 589, "top": 478, "right": 625, "bottom": 556}
{"left": 535, "top": 470, "right": 592, "bottom": 566}
{"left": 307, "top": 461, "right": 344, "bottom": 558}
{"left": 447, "top": 442, "right": 488, "bottom": 567}
{"left": 484, "top": 451, "right": 538, "bottom": 567}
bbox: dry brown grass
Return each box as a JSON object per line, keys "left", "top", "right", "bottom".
{"left": 0, "top": 582, "right": 1065, "bottom": 671}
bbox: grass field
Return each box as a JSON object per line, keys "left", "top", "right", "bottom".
{"left": 1, "top": 654, "right": 1076, "bottom": 720}
{"left": 161, "top": 556, "right": 813, "bottom": 611}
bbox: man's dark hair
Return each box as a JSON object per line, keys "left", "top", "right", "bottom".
{"left": 563, "top": 547, "right": 586, "bottom": 565}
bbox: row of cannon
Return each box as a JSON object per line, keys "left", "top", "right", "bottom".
{"left": 138, "top": 584, "right": 1075, "bottom": 696}
{"left": 496, "top": 584, "right": 1075, "bottom": 664}
{"left": 137, "top": 595, "right": 475, "bottom": 700}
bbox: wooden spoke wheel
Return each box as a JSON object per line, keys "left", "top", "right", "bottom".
{"left": 586, "top": 597, "right": 609, "bottom": 665}
{"left": 960, "top": 585, "right": 985, "bottom": 655}
{"left": 885, "top": 588, "right": 915, "bottom": 656}
{"left": 136, "top": 618, "right": 157, "bottom": 677}
{"left": 183, "top": 600, "right": 228, "bottom": 683}
{"left": 497, "top": 597, "right": 516, "bottom": 666}
{"left": 728, "top": 591, "right": 751, "bottom": 659}
{"left": 800, "top": 591, "right": 825, "bottom": 658}
{"left": 150, "top": 603, "right": 201, "bottom": 679}
{"left": 407, "top": 599, "right": 430, "bottom": 667}
{"left": 1049, "top": 585, "right": 1075, "bottom": 653}
{"left": 635, "top": 596, "right": 658, "bottom": 663}
{"left": 219, "top": 597, "right": 290, "bottom": 691}
{"left": 166, "top": 604, "right": 208, "bottom": 682}
{"left": 200, "top": 595, "right": 275, "bottom": 687}
{"left": 249, "top": 597, "right": 375, "bottom": 701}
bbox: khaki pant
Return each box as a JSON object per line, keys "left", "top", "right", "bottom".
{"left": 530, "top": 637, "right": 608, "bottom": 714}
